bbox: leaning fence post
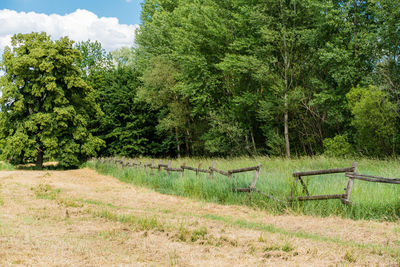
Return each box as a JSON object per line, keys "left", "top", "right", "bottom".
{"left": 250, "top": 164, "right": 262, "bottom": 189}
{"left": 209, "top": 162, "right": 216, "bottom": 179}
{"left": 342, "top": 162, "right": 357, "bottom": 205}
{"left": 247, "top": 164, "right": 262, "bottom": 201}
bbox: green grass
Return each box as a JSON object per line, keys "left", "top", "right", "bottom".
{"left": 0, "top": 161, "right": 15, "bottom": 170}
{"left": 85, "top": 156, "right": 400, "bottom": 221}
{"left": 32, "top": 184, "right": 61, "bottom": 200}
{"left": 91, "top": 209, "right": 165, "bottom": 232}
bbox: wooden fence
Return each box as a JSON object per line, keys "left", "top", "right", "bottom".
{"left": 96, "top": 158, "right": 400, "bottom": 205}
{"left": 97, "top": 157, "right": 279, "bottom": 200}
{"left": 289, "top": 163, "right": 357, "bottom": 205}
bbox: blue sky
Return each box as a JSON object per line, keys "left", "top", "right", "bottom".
{"left": 0, "top": 0, "right": 143, "bottom": 51}
{"left": 1, "top": 0, "right": 143, "bottom": 25}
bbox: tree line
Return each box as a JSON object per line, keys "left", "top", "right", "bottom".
{"left": 1, "top": 0, "right": 400, "bottom": 168}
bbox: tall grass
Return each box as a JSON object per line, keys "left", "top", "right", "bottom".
{"left": 85, "top": 156, "right": 400, "bottom": 221}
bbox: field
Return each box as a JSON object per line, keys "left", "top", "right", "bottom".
{"left": 0, "top": 158, "right": 400, "bottom": 266}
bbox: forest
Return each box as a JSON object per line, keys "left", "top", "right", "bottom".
{"left": 1, "top": 0, "right": 400, "bottom": 167}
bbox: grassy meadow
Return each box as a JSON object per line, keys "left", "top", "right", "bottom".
{"left": 86, "top": 156, "right": 400, "bottom": 221}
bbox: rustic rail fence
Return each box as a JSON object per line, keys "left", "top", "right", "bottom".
{"left": 96, "top": 157, "right": 278, "bottom": 200}
{"left": 289, "top": 163, "right": 357, "bottom": 205}
{"left": 95, "top": 158, "right": 400, "bottom": 206}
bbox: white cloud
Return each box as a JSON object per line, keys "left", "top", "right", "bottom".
{"left": 0, "top": 9, "right": 139, "bottom": 52}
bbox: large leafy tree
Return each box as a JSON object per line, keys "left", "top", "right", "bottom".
{"left": 0, "top": 32, "right": 104, "bottom": 168}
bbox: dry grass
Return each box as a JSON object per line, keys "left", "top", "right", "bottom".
{"left": 0, "top": 168, "right": 399, "bottom": 266}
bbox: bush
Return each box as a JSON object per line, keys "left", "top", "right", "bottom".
{"left": 346, "top": 86, "right": 397, "bottom": 156}
{"left": 323, "top": 135, "right": 353, "bottom": 157}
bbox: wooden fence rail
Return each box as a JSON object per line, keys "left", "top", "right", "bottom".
{"left": 289, "top": 162, "right": 357, "bottom": 205}
{"left": 346, "top": 173, "right": 400, "bottom": 184}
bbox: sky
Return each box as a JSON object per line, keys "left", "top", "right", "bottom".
{"left": 0, "top": 0, "right": 143, "bottom": 52}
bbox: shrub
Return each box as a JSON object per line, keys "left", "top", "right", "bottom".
{"left": 323, "top": 135, "right": 353, "bottom": 157}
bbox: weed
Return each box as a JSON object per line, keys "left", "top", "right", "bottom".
{"left": 190, "top": 226, "right": 208, "bottom": 242}
{"left": 344, "top": 250, "right": 357, "bottom": 263}
{"left": 32, "top": 184, "right": 60, "bottom": 200}
{"left": 258, "top": 233, "right": 265, "bottom": 242}
{"left": 177, "top": 224, "right": 190, "bottom": 242}
{"left": 91, "top": 209, "right": 165, "bottom": 232}
{"left": 169, "top": 249, "right": 180, "bottom": 266}
{"left": 136, "top": 217, "right": 163, "bottom": 231}
{"left": 263, "top": 245, "right": 282, "bottom": 252}
{"left": 94, "top": 209, "right": 119, "bottom": 221}
{"left": 248, "top": 244, "right": 256, "bottom": 255}
{"left": 57, "top": 198, "right": 82, "bottom": 208}
{"left": 282, "top": 241, "right": 294, "bottom": 252}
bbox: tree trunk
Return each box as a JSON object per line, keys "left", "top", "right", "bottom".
{"left": 36, "top": 149, "right": 44, "bottom": 169}
{"left": 250, "top": 128, "right": 257, "bottom": 155}
{"left": 185, "top": 129, "right": 190, "bottom": 156}
{"left": 175, "top": 127, "right": 181, "bottom": 158}
{"left": 284, "top": 92, "right": 291, "bottom": 158}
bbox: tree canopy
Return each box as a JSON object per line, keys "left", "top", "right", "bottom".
{"left": 0, "top": 32, "right": 104, "bottom": 168}
{"left": 2, "top": 0, "right": 400, "bottom": 162}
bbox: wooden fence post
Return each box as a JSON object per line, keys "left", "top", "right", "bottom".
{"left": 250, "top": 164, "right": 262, "bottom": 189}
{"left": 158, "top": 160, "right": 162, "bottom": 173}
{"left": 181, "top": 163, "right": 186, "bottom": 179}
{"left": 209, "top": 162, "right": 216, "bottom": 179}
{"left": 246, "top": 164, "right": 262, "bottom": 201}
{"left": 342, "top": 162, "right": 357, "bottom": 205}
{"left": 167, "top": 160, "right": 171, "bottom": 176}
{"left": 197, "top": 163, "right": 202, "bottom": 177}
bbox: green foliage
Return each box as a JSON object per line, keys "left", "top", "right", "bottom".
{"left": 202, "top": 112, "right": 250, "bottom": 156}
{"left": 3, "top": 0, "right": 400, "bottom": 160}
{"left": 94, "top": 66, "right": 165, "bottom": 157}
{"left": 323, "top": 135, "right": 354, "bottom": 158}
{"left": 75, "top": 40, "right": 113, "bottom": 76}
{"left": 346, "top": 86, "right": 398, "bottom": 156}
{"left": 0, "top": 33, "right": 104, "bottom": 168}
{"left": 111, "top": 47, "right": 137, "bottom": 68}
{"left": 135, "top": 0, "right": 389, "bottom": 157}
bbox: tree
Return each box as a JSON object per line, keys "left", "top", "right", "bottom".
{"left": 93, "top": 66, "right": 164, "bottom": 157}
{"left": 139, "top": 56, "right": 191, "bottom": 158}
{"left": 0, "top": 32, "right": 104, "bottom": 168}
{"left": 75, "top": 40, "right": 113, "bottom": 77}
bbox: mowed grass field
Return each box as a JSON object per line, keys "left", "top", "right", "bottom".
{"left": 1, "top": 168, "right": 400, "bottom": 266}
{"left": 86, "top": 156, "right": 400, "bottom": 221}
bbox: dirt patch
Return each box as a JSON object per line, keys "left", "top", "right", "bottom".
{"left": 0, "top": 169, "right": 399, "bottom": 266}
